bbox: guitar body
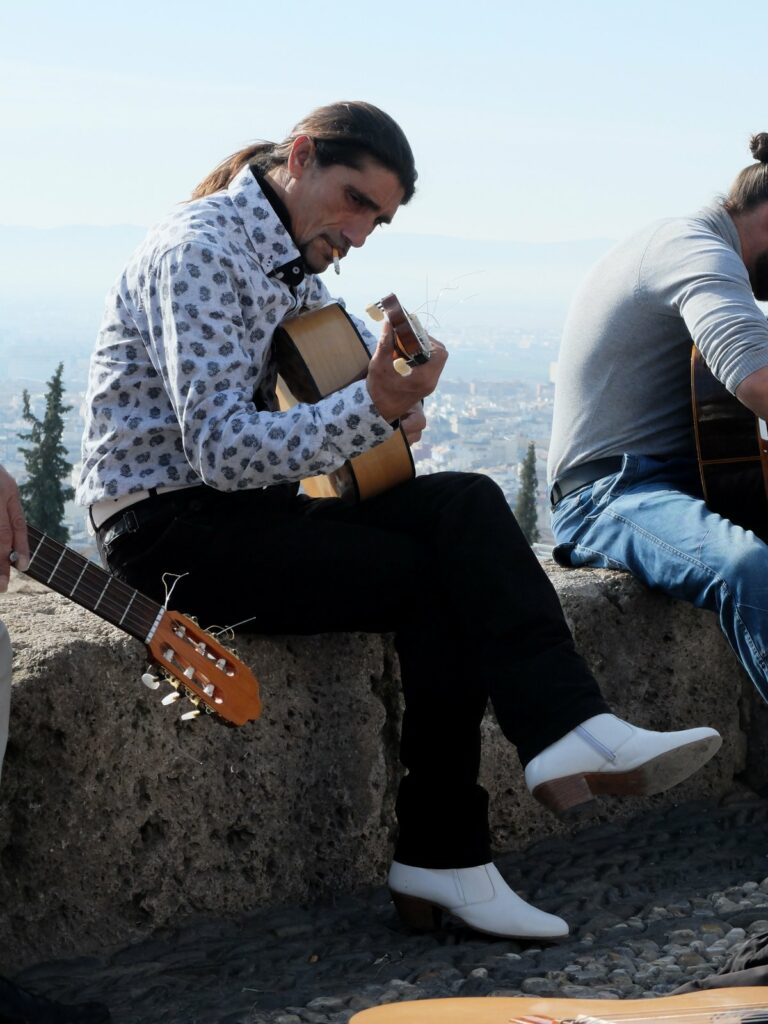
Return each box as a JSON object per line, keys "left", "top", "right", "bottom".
{"left": 350, "top": 986, "right": 768, "bottom": 1023}
{"left": 274, "top": 298, "right": 424, "bottom": 502}
{"left": 691, "top": 347, "right": 768, "bottom": 539}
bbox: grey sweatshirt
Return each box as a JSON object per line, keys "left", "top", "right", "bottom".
{"left": 548, "top": 203, "right": 768, "bottom": 483}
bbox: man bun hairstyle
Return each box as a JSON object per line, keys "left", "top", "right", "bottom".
{"left": 191, "top": 101, "right": 417, "bottom": 204}
{"left": 751, "top": 133, "right": 768, "bottom": 162}
{"left": 724, "top": 133, "right": 768, "bottom": 214}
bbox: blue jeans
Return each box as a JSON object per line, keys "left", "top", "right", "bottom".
{"left": 551, "top": 454, "right": 768, "bottom": 703}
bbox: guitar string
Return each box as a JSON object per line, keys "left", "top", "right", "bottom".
{"left": 23, "top": 539, "right": 162, "bottom": 636}
{"left": 205, "top": 614, "right": 259, "bottom": 637}
{"left": 544, "top": 1008, "right": 768, "bottom": 1023}
{"left": 23, "top": 555, "right": 159, "bottom": 624}
{"left": 20, "top": 553, "right": 259, "bottom": 727}
{"left": 19, "top": 549, "right": 252, "bottom": 712}
{"left": 22, "top": 542, "right": 245, "bottom": 668}
{"left": 512, "top": 1009, "right": 768, "bottom": 1024}
{"left": 22, "top": 540, "right": 257, "bottom": 675}
{"left": 161, "top": 571, "right": 189, "bottom": 610}
{"left": 411, "top": 270, "right": 484, "bottom": 334}
{"left": 24, "top": 542, "right": 159, "bottom": 618}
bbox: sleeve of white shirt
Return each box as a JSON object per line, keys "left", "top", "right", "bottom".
{"left": 144, "top": 241, "right": 392, "bottom": 490}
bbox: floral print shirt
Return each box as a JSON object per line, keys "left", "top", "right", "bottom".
{"left": 77, "top": 164, "right": 391, "bottom": 504}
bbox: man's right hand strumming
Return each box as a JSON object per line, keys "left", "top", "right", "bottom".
{"left": 367, "top": 321, "right": 448, "bottom": 424}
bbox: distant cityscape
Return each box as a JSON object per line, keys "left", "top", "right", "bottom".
{"left": 0, "top": 316, "right": 560, "bottom": 561}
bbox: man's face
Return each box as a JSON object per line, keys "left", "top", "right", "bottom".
{"left": 281, "top": 142, "right": 405, "bottom": 273}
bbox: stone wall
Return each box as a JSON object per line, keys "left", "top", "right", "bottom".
{"left": 0, "top": 565, "right": 764, "bottom": 970}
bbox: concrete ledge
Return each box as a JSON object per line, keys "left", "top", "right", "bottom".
{"left": 0, "top": 564, "right": 764, "bottom": 969}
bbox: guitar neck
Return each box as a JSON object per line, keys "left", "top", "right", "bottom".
{"left": 22, "top": 525, "right": 163, "bottom": 643}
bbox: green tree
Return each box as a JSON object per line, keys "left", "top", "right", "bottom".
{"left": 514, "top": 440, "right": 540, "bottom": 545}
{"left": 18, "top": 362, "right": 74, "bottom": 542}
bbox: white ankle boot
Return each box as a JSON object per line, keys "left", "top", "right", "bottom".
{"left": 388, "top": 861, "right": 568, "bottom": 939}
{"left": 524, "top": 713, "right": 722, "bottom": 816}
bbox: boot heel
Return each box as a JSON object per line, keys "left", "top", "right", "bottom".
{"left": 532, "top": 773, "right": 597, "bottom": 817}
{"left": 390, "top": 891, "right": 444, "bottom": 930}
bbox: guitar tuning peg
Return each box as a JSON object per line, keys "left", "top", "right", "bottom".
{"left": 215, "top": 657, "right": 227, "bottom": 671}
{"left": 202, "top": 683, "right": 215, "bottom": 697}
{"left": 180, "top": 709, "right": 201, "bottom": 721}
{"left": 141, "top": 673, "right": 160, "bottom": 690}
{"left": 197, "top": 642, "right": 207, "bottom": 655}
{"left": 161, "top": 690, "right": 182, "bottom": 705}
{"left": 183, "top": 666, "right": 195, "bottom": 679}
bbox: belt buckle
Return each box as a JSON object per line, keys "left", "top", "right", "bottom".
{"left": 99, "top": 509, "right": 139, "bottom": 546}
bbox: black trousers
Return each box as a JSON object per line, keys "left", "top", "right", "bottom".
{"left": 98, "top": 471, "right": 609, "bottom": 867}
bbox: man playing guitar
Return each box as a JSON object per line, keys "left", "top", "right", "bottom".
{"left": 78, "top": 101, "right": 720, "bottom": 939}
{"left": 549, "top": 133, "right": 768, "bottom": 709}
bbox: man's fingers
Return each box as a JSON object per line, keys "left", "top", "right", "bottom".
{"left": 400, "top": 405, "right": 427, "bottom": 445}
{"left": 0, "top": 477, "right": 29, "bottom": 575}
{"left": 6, "top": 492, "right": 29, "bottom": 571}
{"left": 375, "top": 321, "right": 395, "bottom": 352}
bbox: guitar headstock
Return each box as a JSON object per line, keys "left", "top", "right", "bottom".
{"left": 368, "top": 293, "right": 432, "bottom": 367}
{"left": 145, "top": 611, "right": 261, "bottom": 726}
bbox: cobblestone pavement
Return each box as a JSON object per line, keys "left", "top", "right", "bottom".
{"left": 13, "top": 793, "right": 768, "bottom": 1024}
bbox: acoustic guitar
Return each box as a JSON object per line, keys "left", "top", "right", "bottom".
{"left": 14, "top": 525, "right": 262, "bottom": 726}
{"left": 691, "top": 346, "right": 768, "bottom": 539}
{"left": 274, "top": 293, "right": 431, "bottom": 502}
{"left": 349, "top": 987, "right": 768, "bottom": 1023}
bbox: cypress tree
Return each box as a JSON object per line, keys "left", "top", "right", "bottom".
{"left": 514, "top": 440, "right": 540, "bottom": 545}
{"left": 18, "top": 362, "right": 74, "bottom": 543}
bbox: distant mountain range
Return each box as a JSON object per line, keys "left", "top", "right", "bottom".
{"left": 0, "top": 223, "right": 615, "bottom": 329}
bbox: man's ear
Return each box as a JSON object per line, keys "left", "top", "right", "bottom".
{"left": 286, "top": 135, "right": 315, "bottom": 179}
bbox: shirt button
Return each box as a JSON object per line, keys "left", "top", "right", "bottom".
{"left": 292, "top": 267, "right": 300, "bottom": 275}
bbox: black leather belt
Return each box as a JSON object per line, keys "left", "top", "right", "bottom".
{"left": 550, "top": 456, "right": 623, "bottom": 508}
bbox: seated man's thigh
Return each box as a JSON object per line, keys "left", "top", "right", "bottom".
{"left": 562, "top": 481, "right": 768, "bottom": 609}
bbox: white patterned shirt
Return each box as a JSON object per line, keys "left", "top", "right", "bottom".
{"left": 76, "top": 165, "right": 392, "bottom": 504}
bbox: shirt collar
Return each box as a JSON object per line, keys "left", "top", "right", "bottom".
{"left": 225, "top": 163, "right": 307, "bottom": 285}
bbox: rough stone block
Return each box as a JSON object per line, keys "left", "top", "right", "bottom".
{"left": 0, "top": 563, "right": 762, "bottom": 969}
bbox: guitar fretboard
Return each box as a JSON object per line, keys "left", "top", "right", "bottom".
{"left": 23, "top": 525, "right": 163, "bottom": 642}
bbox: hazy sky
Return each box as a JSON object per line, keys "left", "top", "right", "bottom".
{"left": 4, "top": 0, "right": 768, "bottom": 245}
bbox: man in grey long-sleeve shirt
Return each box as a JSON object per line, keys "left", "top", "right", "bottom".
{"left": 548, "top": 133, "right": 768, "bottom": 700}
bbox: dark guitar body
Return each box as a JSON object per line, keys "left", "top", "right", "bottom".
{"left": 691, "top": 347, "right": 768, "bottom": 539}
